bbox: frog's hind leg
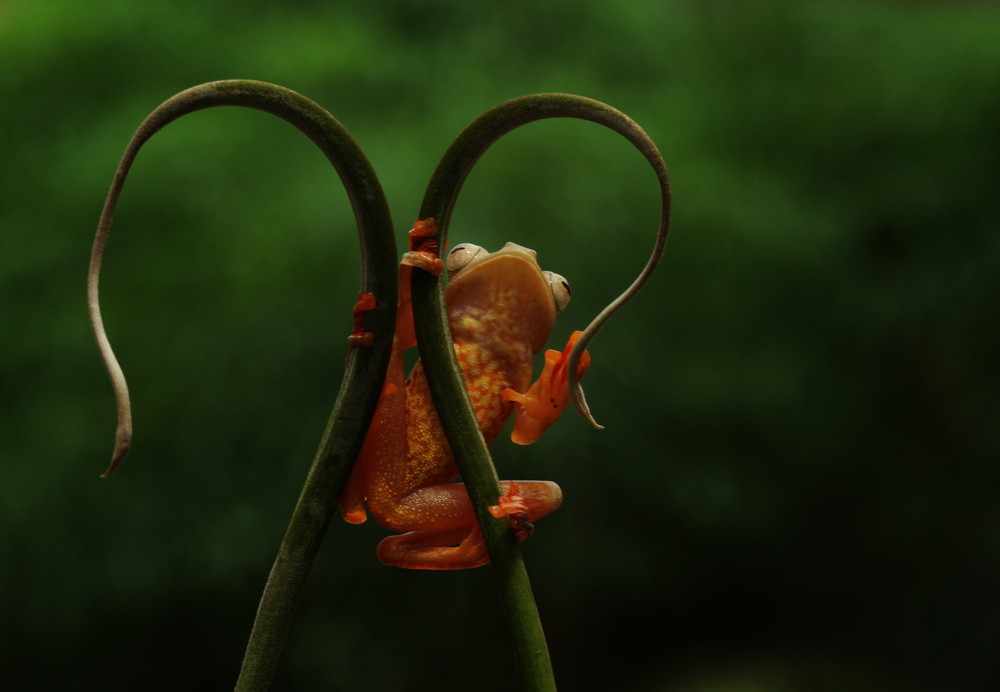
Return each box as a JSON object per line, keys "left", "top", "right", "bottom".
{"left": 377, "top": 525, "right": 490, "bottom": 570}
{"left": 375, "top": 480, "right": 563, "bottom": 570}
{"left": 340, "top": 335, "right": 407, "bottom": 525}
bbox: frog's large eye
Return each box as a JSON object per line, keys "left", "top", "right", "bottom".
{"left": 543, "top": 271, "right": 572, "bottom": 311}
{"left": 447, "top": 243, "right": 486, "bottom": 276}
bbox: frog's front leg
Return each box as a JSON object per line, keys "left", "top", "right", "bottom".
{"left": 375, "top": 480, "right": 563, "bottom": 570}
{"left": 503, "top": 330, "right": 592, "bottom": 444}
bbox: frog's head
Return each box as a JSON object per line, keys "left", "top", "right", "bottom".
{"left": 445, "top": 242, "right": 571, "bottom": 354}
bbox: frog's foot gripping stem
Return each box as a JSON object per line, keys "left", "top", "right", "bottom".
{"left": 346, "top": 292, "right": 377, "bottom": 365}
{"left": 400, "top": 218, "right": 445, "bottom": 276}
{"left": 503, "top": 330, "right": 592, "bottom": 445}
{"left": 489, "top": 481, "right": 534, "bottom": 542}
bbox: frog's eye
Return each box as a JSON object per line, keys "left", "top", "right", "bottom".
{"left": 447, "top": 243, "right": 486, "bottom": 276}
{"left": 543, "top": 271, "right": 572, "bottom": 312}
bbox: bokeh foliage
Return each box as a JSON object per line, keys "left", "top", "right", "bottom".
{"left": 2, "top": 0, "right": 998, "bottom": 690}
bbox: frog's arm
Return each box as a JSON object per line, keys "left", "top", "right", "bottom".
{"left": 394, "top": 218, "right": 445, "bottom": 349}
{"left": 503, "top": 330, "right": 592, "bottom": 445}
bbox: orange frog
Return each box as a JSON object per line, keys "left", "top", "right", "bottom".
{"left": 341, "top": 220, "right": 590, "bottom": 569}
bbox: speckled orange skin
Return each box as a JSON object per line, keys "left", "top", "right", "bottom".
{"left": 341, "top": 242, "right": 566, "bottom": 569}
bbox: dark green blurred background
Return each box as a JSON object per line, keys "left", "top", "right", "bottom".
{"left": 2, "top": 1, "right": 998, "bottom": 690}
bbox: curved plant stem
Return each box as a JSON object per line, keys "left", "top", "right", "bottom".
{"left": 424, "top": 93, "right": 671, "bottom": 430}
{"left": 87, "top": 81, "right": 397, "bottom": 691}
{"left": 412, "top": 93, "right": 670, "bottom": 691}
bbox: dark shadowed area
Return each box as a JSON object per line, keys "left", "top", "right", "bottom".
{"left": 2, "top": 1, "right": 998, "bottom": 690}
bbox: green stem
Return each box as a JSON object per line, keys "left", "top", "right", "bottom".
{"left": 411, "top": 93, "right": 670, "bottom": 691}
{"left": 87, "top": 80, "right": 397, "bottom": 691}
